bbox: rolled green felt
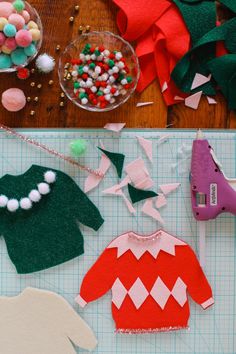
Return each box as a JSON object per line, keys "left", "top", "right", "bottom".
{"left": 98, "top": 147, "right": 125, "bottom": 178}
{"left": 0, "top": 165, "right": 104, "bottom": 274}
{"left": 128, "top": 183, "right": 158, "bottom": 204}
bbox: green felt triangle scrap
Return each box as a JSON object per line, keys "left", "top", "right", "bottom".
{"left": 220, "top": 0, "right": 236, "bottom": 13}
{"left": 98, "top": 147, "right": 125, "bottom": 178}
{"left": 128, "top": 184, "right": 158, "bottom": 204}
{"left": 208, "top": 54, "right": 236, "bottom": 109}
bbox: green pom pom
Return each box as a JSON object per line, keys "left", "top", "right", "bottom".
{"left": 13, "top": 0, "right": 25, "bottom": 12}
{"left": 70, "top": 139, "right": 87, "bottom": 157}
{"left": 0, "top": 54, "right": 12, "bottom": 69}
{"left": 74, "top": 82, "right": 80, "bottom": 89}
{"left": 24, "top": 44, "right": 37, "bottom": 57}
{"left": 11, "top": 48, "right": 27, "bottom": 65}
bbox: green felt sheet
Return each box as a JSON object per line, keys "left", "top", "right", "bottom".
{"left": 128, "top": 184, "right": 158, "bottom": 204}
{"left": 0, "top": 165, "right": 104, "bottom": 274}
{"left": 98, "top": 147, "right": 125, "bottom": 178}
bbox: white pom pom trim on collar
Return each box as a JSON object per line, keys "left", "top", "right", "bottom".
{"left": 0, "top": 170, "right": 56, "bottom": 213}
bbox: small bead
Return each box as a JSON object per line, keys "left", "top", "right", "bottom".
{"left": 48, "top": 80, "right": 54, "bottom": 85}
{"left": 69, "top": 16, "right": 74, "bottom": 23}
{"left": 59, "top": 101, "right": 65, "bottom": 107}
{"left": 30, "top": 110, "right": 35, "bottom": 116}
{"left": 31, "top": 68, "right": 35, "bottom": 74}
{"left": 27, "top": 97, "right": 31, "bottom": 102}
{"left": 64, "top": 62, "right": 70, "bottom": 69}
{"left": 85, "top": 25, "right": 91, "bottom": 32}
{"left": 75, "top": 5, "right": 80, "bottom": 11}
{"left": 37, "top": 84, "right": 42, "bottom": 89}
{"left": 78, "top": 25, "right": 83, "bottom": 34}
{"left": 56, "top": 45, "right": 61, "bottom": 51}
{"left": 30, "top": 82, "right": 35, "bottom": 87}
{"left": 60, "top": 92, "right": 65, "bottom": 98}
{"left": 34, "top": 96, "right": 39, "bottom": 102}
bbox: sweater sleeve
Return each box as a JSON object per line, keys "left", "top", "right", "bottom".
{"left": 180, "top": 245, "right": 214, "bottom": 309}
{"left": 76, "top": 248, "right": 118, "bottom": 307}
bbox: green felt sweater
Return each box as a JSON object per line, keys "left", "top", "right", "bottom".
{"left": 0, "top": 165, "right": 104, "bottom": 274}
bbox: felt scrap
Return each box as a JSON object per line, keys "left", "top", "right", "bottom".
{"left": 220, "top": 0, "right": 236, "bottom": 13}
{"left": 157, "top": 134, "right": 171, "bottom": 146}
{"left": 128, "top": 184, "right": 158, "bottom": 204}
{"left": 84, "top": 143, "right": 111, "bottom": 193}
{"left": 0, "top": 287, "right": 97, "bottom": 354}
{"left": 125, "top": 158, "right": 154, "bottom": 189}
{"left": 137, "top": 136, "right": 153, "bottom": 162}
{"left": 98, "top": 147, "right": 125, "bottom": 178}
{"left": 155, "top": 194, "right": 167, "bottom": 209}
{"left": 104, "top": 123, "right": 126, "bottom": 132}
{"left": 191, "top": 73, "right": 212, "bottom": 90}
{"left": 102, "top": 184, "right": 136, "bottom": 214}
{"left": 161, "top": 82, "right": 168, "bottom": 93}
{"left": 206, "top": 96, "right": 217, "bottom": 105}
{"left": 185, "top": 91, "right": 203, "bottom": 109}
{"left": 0, "top": 164, "right": 104, "bottom": 274}
{"left": 174, "top": 96, "right": 185, "bottom": 101}
{"left": 159, "top": 183, "right": 181, "bottom": 195}
{"left": 142, "top": 199, "right": 165, "bottom": 225}
{"left": 136, "top": 102, "right": 154, "bottom": 107}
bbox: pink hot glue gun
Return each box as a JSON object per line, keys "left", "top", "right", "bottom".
{"left": 191, "top": 130, "right": 236, "bottom": 221}
{"left": 190, "top": 130, "right": 236, "bottom": 267}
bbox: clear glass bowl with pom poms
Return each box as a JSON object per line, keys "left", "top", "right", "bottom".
{"left": 58, "top": 31, "right": 140, "bottom": 112}
{"left": 0, "top": 0, "right": 43, "bottom": 73}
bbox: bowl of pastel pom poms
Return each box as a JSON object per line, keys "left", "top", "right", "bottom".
{"left": 0, "top": 0, "right": 42, "bottom": 72}
{"left": 58, "top": 31, "right": 140, "bottom": 112}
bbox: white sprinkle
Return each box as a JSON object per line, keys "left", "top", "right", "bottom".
{"left": 81, "top": 97, "right": 88, "bottom": 105}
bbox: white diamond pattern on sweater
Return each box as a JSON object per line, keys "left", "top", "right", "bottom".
{"left": 112, "top": 277, "right": 187, "bottom": 310}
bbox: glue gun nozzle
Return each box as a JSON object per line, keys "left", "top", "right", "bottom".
{"left": 196, "top": 129, "right": 204, "bottom": 140}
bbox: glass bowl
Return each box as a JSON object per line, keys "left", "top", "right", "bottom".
{"left": 0, "top": 0, "right": 43, "bottom": 73}
{"left": 58, "top": 31, "right": 140, "bottom": 112}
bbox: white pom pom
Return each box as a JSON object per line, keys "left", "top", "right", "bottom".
{"left": 0, "top": 195, "right": 8, "bottom": 207}
{"left": 38, "top": 183, "right": 50, "bottom": 195}
{"left": 7, "top": 199, "right": 19, "bottom": 212}
{"left": 44, "top": 171, "right": 56, "bottom": 184}
{"left": 20, "top": 198, "right": 32, "bottom": 210}
{"left": 29, "top": 189, "right": 41, "bottom": 202}
{"left": 36, "top": 54, "right": 55, "bottom": 74}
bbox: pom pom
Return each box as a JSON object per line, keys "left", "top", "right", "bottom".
{"left": 0, "top": 17, "right": 8, "bottom": 31}
{"left": 0, "top": 195, "right": 8, "bottom": 207}
{"left": 29, "top": 28, "right": 41, "bottom": 41}
{"left": 3, "top": 23, "right": 17, "bottom": 38}
{"left": 70, "top": 139, "right": 87, "bottom": 157}
{"left": 27, "top": 20, "right": 38, "bottom": 30}
{"left": 35, "top": 53, "right": 55, "bottom": 73}
{"left": 5, "top": 37, "right": 17, "bottom": 51}
{"left": 38, "top": 182, "right": 50, "bottom": 195}
{"left": 17, "top": 67, "right": 30, "bottom": 80}
{"left": 1, "top": 88, "right": 26, "bottom": 112}
{"left": 1, "top": 45, "right": 12, "bottom": 54}
{"left": 8, "top": 13, "right": 25, "bottom": 30}
{"left": 11, "top": 48, "right": 27, "bottom": 65}
{"left": 13, "top": 0, "right": 25, "bottom": 13}
{"left": 7, "top": 199, "right": 19, "bottom": 212}
{"left": 44, "top": 171, "right": 56, "bottom": 184}
{"left": 22, "top": 10, "right": 30, "bottom": 23}
{"left": 20, "top": 197, "right": 32, "bottom": 210}
{"left": 29, "top": 189, "right": 41, "bottom": 202}
{"left": 0, "top": 2, "right": 14, "bottom": 18}
{"left": 0, "top": 53, "right": 12, "bottom": 69}
{"left": 24, "top": 43, "right": 36, "bottom": 57}
{"left": 15, "top": 29, "right": 32, "bottom": 47}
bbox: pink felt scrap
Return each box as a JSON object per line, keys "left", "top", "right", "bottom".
{"left": 104, "top": 123, "right": 126, "bottom": 132}
{"left": 84, "top": 143, "right": 111, "bottom": 193}
{"left": 185, "top": 91, "right": 203, "bottom": 110}
{"left": 206, "top": 96, "right": 217, "bottom": 105}
{"left": 137, "top": 136, "right": 153, "bottom": 163}
{"left": 155, "top": 194, "right": 167, "bottom": 209}
{"left": 125, "top": 158, "right": 154, "bottom": 190}
{"left": 191, "top": 74, "right": 211, "bottom": 91}
{"left": 136, "top": 102, "right": 154, "bottom": 107}
{"left": 161, "top": 82, "right": 168, "bottom": 93}
{"left": 174, "top": 96, "right": 185, "bottom": 101}
{"left": 102, "top": 184, "right": 136, "bottom": 214}
{"left": 159, "top": 183, "right": 181, "bottom": 195}
{"left": 142, "top": 199, "right": 165, "bottom": 225}
{"left": 157, "top": 134, "right": 171, "bottom": 146}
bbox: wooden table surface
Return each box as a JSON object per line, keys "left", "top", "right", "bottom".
{"left": 0, "top": 0, "right": 235, "bottom": 129}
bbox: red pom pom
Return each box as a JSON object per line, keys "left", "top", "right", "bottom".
{"left": 110, "top": 87, "right": 116, "bottom": 94}
{"left": 99, "top": 45, "right": 105, "bottom": 52}
{"left": 82, "top": 73, "right": 88, "bottom": 80}
{"left": 17, "top": 68, "right": 30, "bottom": 80}
{"left": 109, "top": 53, "right": 115, "bottom": 59}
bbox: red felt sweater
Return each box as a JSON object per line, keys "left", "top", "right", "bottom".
{"left": 76, "top": 230, "right": 214, "bottom": 333}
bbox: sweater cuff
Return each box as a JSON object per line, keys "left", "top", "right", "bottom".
{"left": 75, "top": 294, "right": 87, "bottom": 308}
{"left": 201, "top": 297, "right": 214, "bottom": 309}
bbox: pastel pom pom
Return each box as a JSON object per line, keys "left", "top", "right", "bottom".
{"left": 0, "top": 54, "right": 12, "bottom": 69}
{"left": 5, "top": 37, "right": 17, "bottom": 50}
{"left": 0, "top": 17, "right": 8, "bottom": 31}
{"left": 11, "top": 48, "right": 27, "bottom": 65}
{"left": 1, "top": 88, "right": 26, "bottom": 112}
{"left": 20, "top": 197, "right": 32, "bottom": 210}
{"left": 13, "top": 0, "right": 25, "bottom": 13}
{"left": 22, "top": 10, "right": 30, "bottom": 23}
{"left": 29, "top": 189, "right": 41, "bottom": 202}
{"left": 0, "top": 2, "right": 14, "bottom": 18}
{"left": 8, "top": 13, "right": 25, "bottom": 30}
{"left": 15, "top": 29, "right": 32, "bottom": 47}
{"left": 24, "top": 43, "right": 36, "bottom": 56}
{"left": 70, "top": 139, "right": 87, "bottom": 157}
{"left": 27, "top": 20, "right": 38, "bottom": 29}
{"left": 0, "top": 195, "right": 8, "bottom": 207}
{"left": 44, "top": 171, "right": 56, "bottom": 184}
{"left": 1, "top": 45, "right": 12, "bottom": 54}
{"left": 38, "top": 183, "right": 50, "bottom": 195}
{"left": 29, "top": 28, "right": 40, "bottom": 41}
{"left": 3, "top": 23, "right": 17, "bottom": 37}
{"left": 7, "top": 199, "right": 19, "bottom": 212}
{"left": 0, "top": 32, "right": 6, "bottom": 46}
